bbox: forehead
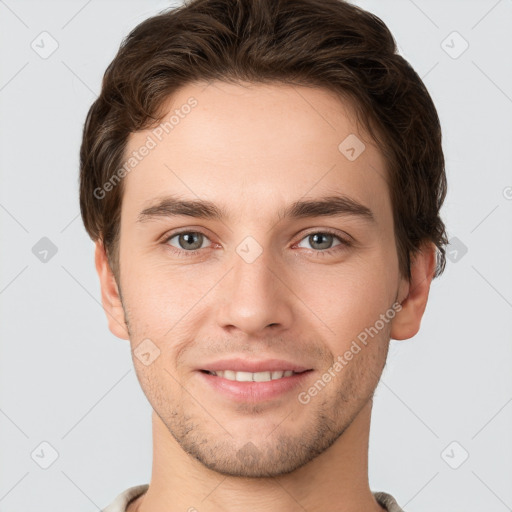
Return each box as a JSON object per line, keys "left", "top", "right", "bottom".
{"left": 121, "top": 81, "right": 390, "bottom": 223}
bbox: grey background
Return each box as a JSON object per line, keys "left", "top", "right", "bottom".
{"left": 0, "top": 0, "right": 511, "bottom": 510}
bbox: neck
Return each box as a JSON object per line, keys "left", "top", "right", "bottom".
{"left": 129, "top": 400, "right": 384, "bottom": 512}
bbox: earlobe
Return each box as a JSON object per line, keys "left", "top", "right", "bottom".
{"left": 390, "top": 242, "right": 437, "bottom": 341}
{"left": 94, "top": 240, "right": 130, "bottom": 340}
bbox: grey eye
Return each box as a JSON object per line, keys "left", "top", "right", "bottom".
{"left": 297, "top": 233, "right": 341, "bottom": 251}
{"left": 167, "top": 232, "right": 209, "bottom": 251}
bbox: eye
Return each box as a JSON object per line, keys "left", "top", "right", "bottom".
{"left": 296, "top": 231, "right": 351, "bottom": 252}
{"left": 165, "top": 231, "right": 212, "bottom": 252}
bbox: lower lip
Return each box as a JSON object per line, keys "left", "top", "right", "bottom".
{"left": 197, "top": 370, "right": 314, "bottom": 402}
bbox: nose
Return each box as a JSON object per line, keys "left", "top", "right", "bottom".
{"left": 215, "top": 246, "right": 294, "bottom": 336}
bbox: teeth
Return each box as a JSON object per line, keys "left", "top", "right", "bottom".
{"left": 209, "top": 370, "right": 296, "bottom": 382}
{"left": 223, "top": 370, "right": 236, "bottom": 381}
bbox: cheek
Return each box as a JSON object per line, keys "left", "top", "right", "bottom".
{"left": 292, "top": 255, "right": 397, "bottom": 334}
{"left": 120, "top": 256, "right": 212, "bottom": 347}
{"left": 122, "top": 242, "right": 183, "bottom": 302}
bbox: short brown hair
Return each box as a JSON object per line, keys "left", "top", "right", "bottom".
{"left": 79, "top": 0, "right": 448, "bottom": 282}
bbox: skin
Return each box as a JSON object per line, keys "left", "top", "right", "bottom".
{"left": 95, "top": 81, "right": 436, "bottom": 512}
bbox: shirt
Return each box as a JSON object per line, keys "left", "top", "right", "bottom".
{"left": 101, "top": 484, "right": 405, "bottom": 511}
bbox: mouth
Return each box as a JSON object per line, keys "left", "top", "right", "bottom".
{"left": 200, "top": 369, "right": 311, "bottom": 382}
{"left": 197, "top": 368, "right": 314, "bottom": 403}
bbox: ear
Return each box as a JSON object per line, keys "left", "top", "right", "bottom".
{"left": 390, "top": 242, "right": 437, "bottom": 341}
{"left": 94, "top": 240, "right": 130, "bottom": 340}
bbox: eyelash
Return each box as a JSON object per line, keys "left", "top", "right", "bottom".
{"left": 162, "top": 229, "right": 353, "bottom": 258}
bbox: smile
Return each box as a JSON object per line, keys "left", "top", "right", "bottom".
{"left": 202, "top": 370, "right": 307, "bottom": 382}
{"left": 198, "top": 369, "right": 314, "bottom": 402}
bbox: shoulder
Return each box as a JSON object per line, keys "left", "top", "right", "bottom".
{"left": 373, "top": 491, "right": 406, "bottom": 512}
{"left": 101, "top": 484, "right": 149, "bottom": 512}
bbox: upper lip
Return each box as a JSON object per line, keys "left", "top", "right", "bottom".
{"left": 198, "top": 358, "right": 313, "bottom": 373}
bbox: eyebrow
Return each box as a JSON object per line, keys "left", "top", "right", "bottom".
{"left": 137, "top": 194, "right": 376, "bottom": 224}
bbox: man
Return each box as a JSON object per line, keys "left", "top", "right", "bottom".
{"left": 79, "top": 0, "right": 448, "bottom": 510}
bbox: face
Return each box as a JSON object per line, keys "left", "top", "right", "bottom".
{"left": 103, "top": 81, "right": 413, "bottom": 477}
